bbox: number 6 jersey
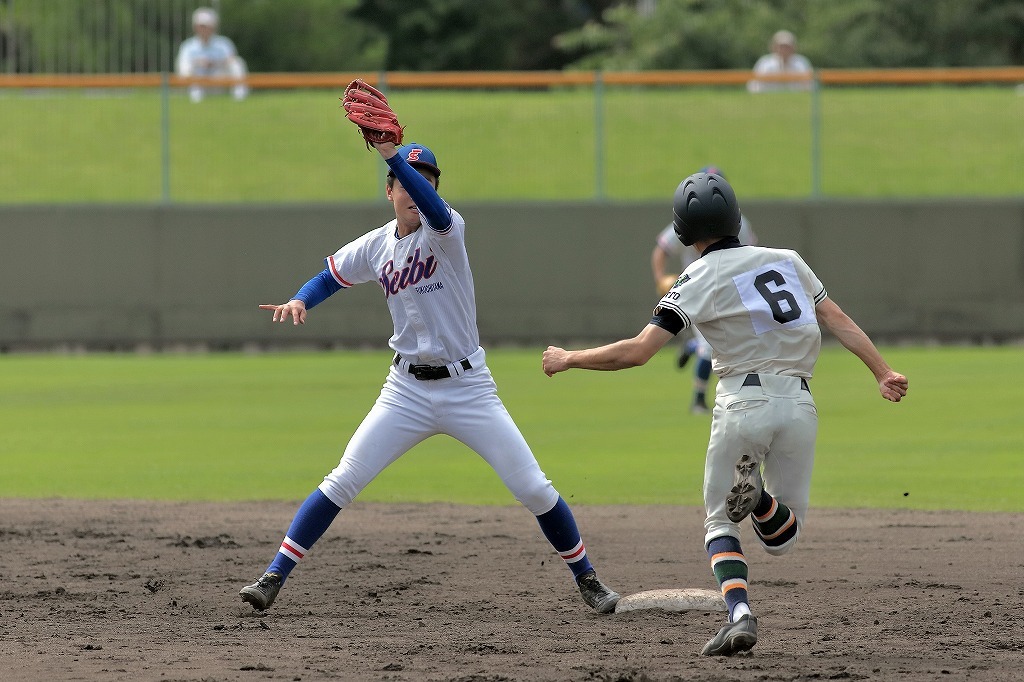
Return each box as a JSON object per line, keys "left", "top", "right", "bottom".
{"left": 653, "top": 239, "right": 827, "bottom": 378}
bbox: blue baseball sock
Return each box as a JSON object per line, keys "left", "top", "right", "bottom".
{"left": 696, "top": 358, "right": 712, "bottom": 383}
{"left": 535, "top": 497, "right": 594, "bottom": 581}
{"left": 266, "top": 489, "right": 342, "bottom": 583}
{"left": 694, "top": 358, "right": 712, "bottom": 408}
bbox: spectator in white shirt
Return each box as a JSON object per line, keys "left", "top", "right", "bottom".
{"left": 175, "top": 7, "right": 248, "bottom": 102}
{"left": 748, "top": 30, "right": 813, "bottom": 93}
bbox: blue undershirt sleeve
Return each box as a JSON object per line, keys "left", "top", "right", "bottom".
{"left": 385, "top": 154, "right": 452, "bottom": 231}
{"left": 293, "top": 269, "right": 342, "bottom": 310}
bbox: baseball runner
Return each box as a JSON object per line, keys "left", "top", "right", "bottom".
{"left": 652, "top": 166, "right": 757, "bottom": 414}
{"left": 239, "top": 81, "right": 620, "bottom": 615}
{"left": 543, "top": 172, "right": 908, "bottom": 655}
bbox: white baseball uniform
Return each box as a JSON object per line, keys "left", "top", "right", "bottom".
{"left": 654, "top": 241, "right": 826, "bottom": 548}
{"left": 315, "top": 209, "right": 559, "bottom": 516}
{"left": 747, "top": 53, "right": 814, "bottom": 92}
{"left": 656, "top": 216, "right": 757, "bottom": 357}
{"left": 239, "top": 148, "right": 619, "bottom": 615}
{"left": 175, "top": 34, "right": 248, "bottom": 101}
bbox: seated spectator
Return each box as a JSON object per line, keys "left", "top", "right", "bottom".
{"left": 747, "top": 30, "right": 813, "bottom": 93}
{"left": 175, "top": 7, "right": 249, "bottom": 102}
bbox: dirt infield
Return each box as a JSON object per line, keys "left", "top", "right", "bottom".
{"left": 2, "top": 499, "right": 1021, "bottom": 681}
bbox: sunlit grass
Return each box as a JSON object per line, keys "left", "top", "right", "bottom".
{"left": 1, "top": 345, "right": 1020, "bottom": 512}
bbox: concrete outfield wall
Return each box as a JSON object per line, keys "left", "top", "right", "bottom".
{"left": 2, "top": 200, "right": 1023, "bottom": 348}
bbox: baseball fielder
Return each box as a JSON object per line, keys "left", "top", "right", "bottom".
{"left": 239, "top": 87, "right": 619, "bottom": 615}
{"left": 543, "top": 172, "right": 907, "bottom": 656}
{"left": 652, "top": 165, "right": 757, "bottom": 414}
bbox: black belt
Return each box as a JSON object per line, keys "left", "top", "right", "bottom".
{"left": 394, "top": 353, "right": 472, "bottom": 381}
{"left": 743, "top": 373, "right": 810, "bottom": 393}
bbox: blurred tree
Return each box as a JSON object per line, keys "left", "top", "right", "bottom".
{"left": 349, "top": 0, "right": 618, "bottom": 70}
{"left": 1, "top": 0, "right": 164, "bottom": 73}
{"left": 0, "top": 0, "right": 1020, "bottom": 74}
{"left": 220, "top": 0, "right": 387, "bottom": 72}
{"left": 556, "top": 0, "right": 1024, "bottom": 70}
{"left": 803, "top": 0, "right": 1024, "bottom": 67}
{"left": 555, "top": 1, "right": 779, "bottom": 70}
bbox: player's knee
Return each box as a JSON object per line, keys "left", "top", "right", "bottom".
{"left": 317, "top": 480, "right": 353, "bottom": 508}
{"left": 319, "top": 461, "right": 374, "bottom": 508}
{"left": 760, "top": 537, "right": 798, "bottom": 556}
{"left": 757, "top": 524, "right": 800, "bottom": 556}
{"left": 508, "top": 472, "right": 558, "bottom": 516}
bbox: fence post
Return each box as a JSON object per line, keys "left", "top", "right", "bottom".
{"left": 594, "top": 70, "right": 604, "bottom": 200}
{"left": 810, "top": 73, "right": 821, "bottom": 198}
{"left": 161, "top": 72, "right": 171, "bottom": 203}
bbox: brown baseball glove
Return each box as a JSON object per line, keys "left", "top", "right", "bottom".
{"left": 341, "top": 79, "right": 404, "bottom": 149}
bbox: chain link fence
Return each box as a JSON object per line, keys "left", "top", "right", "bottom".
{"left": 1, "top": 1, "right": 1022, "bottom": 203}
{"left": 1, "top": 0, "right": 217, "bottom": 74}
{"left": 2, "top": 73, "right": 1023, "bottom": 203}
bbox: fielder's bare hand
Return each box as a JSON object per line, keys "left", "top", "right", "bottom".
{"left": 878, "top": 370, "right": 908, "bottom": 403}
{"left": 542, "top": 346, "right": 570, "bottom": 377}
{"left": 259, "top": 300, "right": 307, "bottom": 325}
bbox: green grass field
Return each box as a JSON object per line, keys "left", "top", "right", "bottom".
{"left": 1, "top": 346, "right": 1020, "bottom": 512}
{"left": 2, "top": 85, "right": 1022, "bottom": 202}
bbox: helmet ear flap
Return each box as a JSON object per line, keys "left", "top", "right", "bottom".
{"left": 672, "top": 173, "right": 741, "bottom": 246}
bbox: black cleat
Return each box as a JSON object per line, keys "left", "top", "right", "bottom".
{"left": 726, "top": 454, "right": 761, "bottom": 523}
{"left": 239, "top": 572, "right": 282, "bottom": 611}
{"left": 701, "top": 614, "right": 758, "bottom": 656}
{"left": 577, "top": 570, "right": 620, "bottom": 614}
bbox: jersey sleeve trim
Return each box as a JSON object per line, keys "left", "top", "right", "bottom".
{"left": 655, "top": 299, "right": 690, "bottom": 325}
{"left": 325, "top": 255, "right": 354, "bottom": 287}
{"left": 813, "top": 287, "right": 827, "bottom": 304}
{"left": 651, "top": 306, "right": 686, "bottom": 335}
{"left": 294, "top": 269, "right": 343, "bottom": 310}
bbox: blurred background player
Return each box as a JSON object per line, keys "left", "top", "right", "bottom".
{"left": 175, "top": 7, "right": 248, "bottom": 102}
{"left": 652, "top": 166, "right": 757, "bottom": 414}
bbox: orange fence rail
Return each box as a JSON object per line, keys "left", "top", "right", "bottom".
{"left": 2, "top": 67, "right": 1023, "bottom": 90}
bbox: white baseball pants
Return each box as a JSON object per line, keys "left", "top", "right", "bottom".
{"left": 703, "top": 373, "right": 818, "bottom": 547}
{"left": 318, "top": 347, "right": 560, "bottom": 516}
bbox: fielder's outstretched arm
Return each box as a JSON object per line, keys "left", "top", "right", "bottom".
{"left": 543, "top": 324, "right": 675, "bottom": 376}
{"left": 259, "top": 268, "right": 345, "bottom": 325}
{"left": 259, "top": 300, "right": 307, "bottom": 325}
{"left": 373, "top": 141, "right": 452, "bottom": 231}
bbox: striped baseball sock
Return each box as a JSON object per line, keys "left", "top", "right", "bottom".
{"left": 751, "top": 490, "right": 799, "bottom": 552}
{"left": 535, "top": 497, "right": 594, "bottom": 580}
{"left": 266, "top": 489, "right": 342, "bottom": 583}
{"left": 706, "top": 535, "right": 750, "bottom": 622}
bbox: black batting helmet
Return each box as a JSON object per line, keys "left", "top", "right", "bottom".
{"left": 672, "top": 172, "right": 742, "bottom": 247}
